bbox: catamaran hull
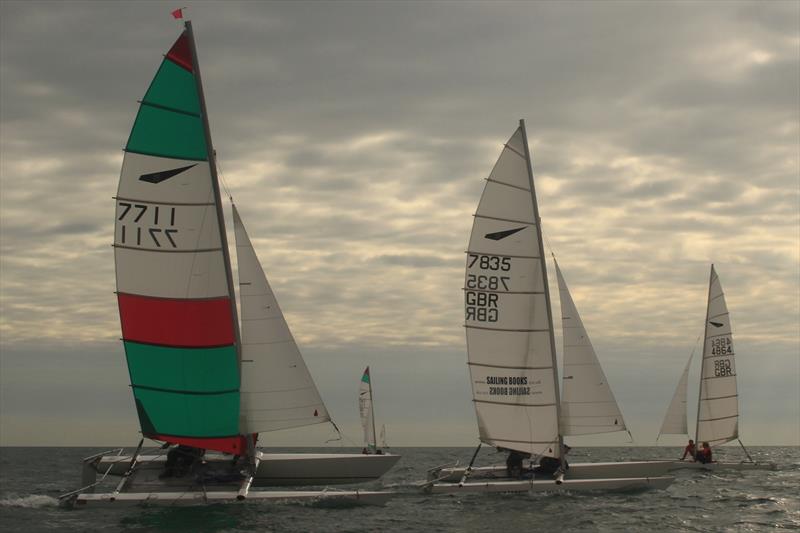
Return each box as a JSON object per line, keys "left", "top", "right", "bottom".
{"left": 97, "top": 452, "right": 401, "bottom": 487}
{"left": 428, "top": 475, "right": 675, "bottom": 494}
{"left": 73, "top": 489, "right": 393, "bottom": 507}
{"left": 428, "top": 460, "right": 673, "bottom": 482}
{"left": 667, "top": 460, "right": 777, "bottom": 472}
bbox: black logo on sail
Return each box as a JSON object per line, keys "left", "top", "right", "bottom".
{"left": 484, "top": 227, "right": 525, "bottom": 241}
{"left": 139, "top": 164, "right": 197, "bottom": 184}
{"left": 709, "top": 321, "right": 724, "bottom": 328}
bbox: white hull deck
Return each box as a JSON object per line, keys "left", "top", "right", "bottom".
{"left": 428, "top": 475, "right": 675, "bottom": 494}
{"left": 74, "top": 489, "right": 392, "bottom": 507}
{"left": 96, "top": 451, "right": 401, "bottom": 487}
{"left": 667, "top": 460, "right": 777, "bottom": 472}
{"left": 428, "top": 460, "right": 673, "bottom": 482}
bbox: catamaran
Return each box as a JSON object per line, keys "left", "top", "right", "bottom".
{"left": 60, "top": 20, "right": 398, "bottom": 507}
{"left": 426, "top": 121, "right": 674, "bottom": 494}
{"left": 657, "top": 266, "right": 775, "bottom": 472}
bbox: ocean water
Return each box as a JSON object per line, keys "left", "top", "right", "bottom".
{"left": 0, "top": 446, "right": 797, "bottom": 532}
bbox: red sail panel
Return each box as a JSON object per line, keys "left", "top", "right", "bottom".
{"left": 166, "top": 32, "right": 193, "bottom": 72}
{"left": 151, "top": 434, "right": 248, "bottom": 455}
{"left": 118, "top": 293, "right": 234, "bottom": 347}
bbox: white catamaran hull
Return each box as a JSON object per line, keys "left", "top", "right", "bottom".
{"left": 74, "top": 489, "right": 393, "bottom": 507}
{"left": 667, "top": 460, "right": 777, "bottom": 472}
{"left": 97, "top": 452, "right": 401, "bottom": 487}
{"left": 429, "top": 476, "right": 675, "bottom": 494}
{"left": 429, "top": 460, "right": 673, "bottom": 482}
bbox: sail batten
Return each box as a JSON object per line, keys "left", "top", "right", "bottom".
{"left": 464, "top": 123, "right": 561, "bottom": 457}
{"left": 233, "top": 205, "right": 329, "bottom": 434}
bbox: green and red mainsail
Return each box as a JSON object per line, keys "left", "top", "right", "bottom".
{"left": 114, "top": 28, "right": 246, "bottom": 454}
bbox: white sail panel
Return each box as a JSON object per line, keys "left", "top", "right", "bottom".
{"left": 114, "top": 201, "right": 222, "bottom": 252}
{"left": 114, "top": 247, "right": 229, "bottom": 298}
{"left": 233, "top": 205, "right": 329, "bottom": 434}
{"left": 486, "top": 128, "right": 531, "bottom": 190}
{"left": 117, "top": 153, "right": 214, "bottom": 204}
{"left": 466, "top": 329, "right": 552, "bottom": 369}
{"left": 465, "top": 125, "right": 560, "bottom": 457}
{"left": 467, "top": 218, "right": 539, "bottom": 257}
{"left": 556, "top": 261, "right": 627, "bottom": 436}
{"left": 474, "top": 180, "right": 535, "bottom": 222}
{"left": 696, "top": 265, "right": 739, "bottom": 446}
{"left": 658, "top": 353, "right": 693, "bottom": 437}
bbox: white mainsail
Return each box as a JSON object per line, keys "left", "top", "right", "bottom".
{"left": 379, "top": 424, "right": 388, "bottom": 449}
{"left": 232, "top": 204, "right": 330, "bottom": 434}
{"left": 555, "top": 259, "right": 628, "bottom": 436}
{"left": 359, "top": 367, "right": 377, "bottom": 451}
{"left": 465, "top": 122, "right": 561, "bottom": 458}
{"left": 657, "top": 350, "right": 694, "bottom": 438}
{"left": 695, "top": 265, "right": 739, "bottom": 446}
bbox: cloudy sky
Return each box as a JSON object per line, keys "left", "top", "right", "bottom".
{"left": 1, "top": 1, "right": 798, "bottom": 449}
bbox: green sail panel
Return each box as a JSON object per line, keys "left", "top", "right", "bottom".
{"left": 134, "top": 387, "right": 239, "bottom": 438}
{"left": 126, "top": 104, "right": 207, "bottom": 160}
{"left": 124, "top": 342, "right": 238, "bottom": 393}
{"left": 143, "top": 59, "right": 201, "bottom": 115}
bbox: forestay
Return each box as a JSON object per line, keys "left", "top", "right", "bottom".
{"left": 464, "top": 124, "right": 560, "bottom": 458}
{"left": 114, "top": 30, "right": 244, "bottom": 455}
{"left": 555, "top": 260, "right": 628, "bottom": 436}
{"left": 658, "top": 351, "right": 693, "bottom": 438}
{"left": 233, "top": 205, "right": 329, "bottom": 433}
{"left": 695, "top": 265, "right": 739, "bottom": 446}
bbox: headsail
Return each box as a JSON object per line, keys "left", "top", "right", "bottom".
{"left": 359, "top": 367, "right": 377, "bottom": 452}
{"left": 555, "top": 260, "right": 628, "bottom": 436}
{"left": 464, "top": 122, "right": 561, "bottom": 458}
{"left": 233, "top": 205, "right": 330, "bottom": 433}
{"left": 695, "top": 265, "right": 739, "bottom": 446}
{"left": 114, "top": 26, "right": 245, "bottom": 454}
{"left": 657, "top": 351, "right": 694, "bottom": 438}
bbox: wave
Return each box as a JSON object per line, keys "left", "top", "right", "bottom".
{"left": 0, "top": 495, "right": 59, "bottom": 509}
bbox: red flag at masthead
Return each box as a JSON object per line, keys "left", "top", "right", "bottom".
{"left": 171, "top": 8, "right": 185, "bottom": 19}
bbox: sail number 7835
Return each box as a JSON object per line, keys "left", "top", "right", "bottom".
{"left": 468, "top": 254, "right": 511, "bottom": 271}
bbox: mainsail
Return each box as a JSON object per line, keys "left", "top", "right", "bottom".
{"left": 232, "top": 205, "right": 329, "bottom": 434}
{"left": 359, "top": 367, "right": 377, "bottom": 451}
{"left": 555, "top": 259, "right": 628, "bottom": 436}
{"left": 465, "top": 122, "right": 561, "bottom": 458}
{"left": 114, "top": 26, "right": 245, "bottom": 454}
{"left": 695, "top": 265, "right": 739, "bottom": 446}
{"left": 657, "top": 350, "right": 694, "bottom": 438}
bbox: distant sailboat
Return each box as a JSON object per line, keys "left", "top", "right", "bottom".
{"left": 359, "top": 367, "right": 380, "bottom": 454}
{"left": 380, "top": 425, "right": 389, "bottom": 449}
{"left": 658, "top": 266, "right": 775, "bottom": 471}
{"left": 61, "top": 20, "right": 397, "bottom": 507}
{"left": 426, "top": 121, "right": 673, "bottom": 494}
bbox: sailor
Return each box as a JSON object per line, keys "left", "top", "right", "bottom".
{"left": 681, "top": 439, "right": 696, "bottom": 460}
{"left": 506, "top": 449, "right": 531, "bottom": 478}
{"left": 533, "top": 445, "right": 570, "bottom": 475}
{"left": 696, "top": 442, "right": 713, "bottom": 464}
{"left": 161, "top": 445, "right": 206, "bottom": 478}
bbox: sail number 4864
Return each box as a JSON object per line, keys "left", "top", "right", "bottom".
{"left": 468, "top": 254, "right": 511, "bottom": 271}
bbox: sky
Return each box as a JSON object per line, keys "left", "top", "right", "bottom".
{"left": 1, "top": 1, "right": 798, "bottom": 448}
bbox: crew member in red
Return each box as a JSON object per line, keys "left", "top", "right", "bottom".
{"left": 681, "top": 439, "right": 696, "bottom": 460}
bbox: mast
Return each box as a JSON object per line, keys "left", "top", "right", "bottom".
{"left": 184, "top": 21, "right": 247, "bottom": 450}
{"left": 519, "top": 119, "right": 564, "bottom": 462}
{"left": 694, "top": 264, "right": 714, "bottom": 445}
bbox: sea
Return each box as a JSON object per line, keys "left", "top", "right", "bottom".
{"left": 0, "top": 446, "right": 797, "bottom": 532}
